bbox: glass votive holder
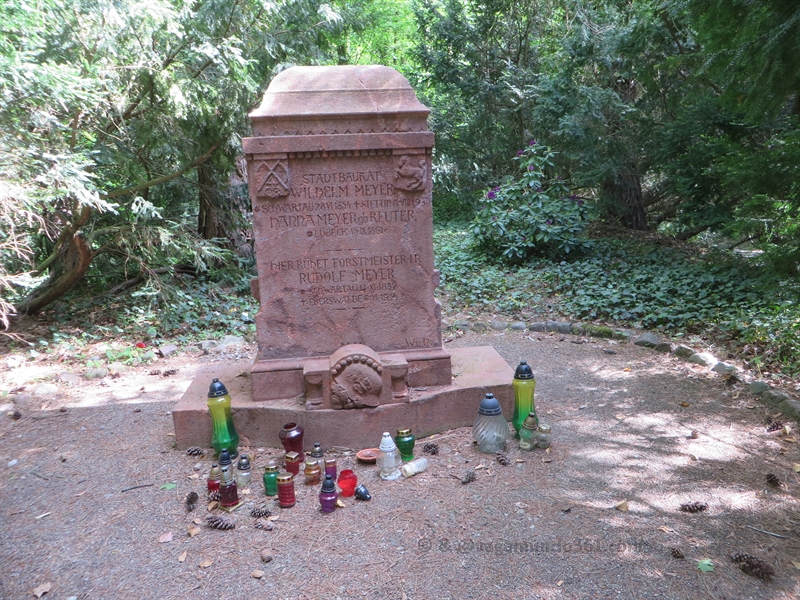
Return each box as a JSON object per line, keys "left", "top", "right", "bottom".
{"left": 337, "top": 469, "right": 358, "bottom": 497}
{"left": 284, "top": 451, "right": 302, "bottom": 476}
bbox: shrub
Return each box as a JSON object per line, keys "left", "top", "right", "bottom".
{"left": 471, "top": 141, "right": 593, "bottom": 262}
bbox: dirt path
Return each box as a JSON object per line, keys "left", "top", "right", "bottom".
{"left": 0, "top": 331, "right": 798, "bottom": 599}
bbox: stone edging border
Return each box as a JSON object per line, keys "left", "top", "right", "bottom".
{"left": 444, "top": 318, "right": 800, "bottom": 421}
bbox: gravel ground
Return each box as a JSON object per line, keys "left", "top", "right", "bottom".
{"left": 1, "top": 330, "right": 799, "bottom": 599}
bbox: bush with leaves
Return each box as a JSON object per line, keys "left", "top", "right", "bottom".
{"left": 471, "top": 142, "right": 593, "bottom": 262}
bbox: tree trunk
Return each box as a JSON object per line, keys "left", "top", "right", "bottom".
{"left": 197, "top": 163, "right": 223, "bottom": 240}
{"left": 16, "top": 232, "right": 93, "bottom": 314}
{"left": 602, "top": 169, "right": 648, "bottom": 230}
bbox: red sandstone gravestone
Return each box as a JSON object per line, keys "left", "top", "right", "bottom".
{"left": 245, "top": 65, "right": 451, "bottom": 405}
{"left": 173, "top": 65, "right": 513, "bottom": 449}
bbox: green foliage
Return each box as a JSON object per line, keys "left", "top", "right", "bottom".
{"left": 471, "top": 142, "right": 593, "bottom": 261}
{"left": 434, "top": 227, "right": 543, "bottom": 311}
{"left": 0, "top": 0, "right": 347, "bottom": 321}
{"left": 435, "top": 226, "right": 800, "bottom": 374}
{"left": 551, "top": 240, "right": 764, "bottom": 329}
{"left": 688, "top": 0, "right": 800, "bottom": 120}
{"left": 414, "top": 0, "right": 553, "bottom": 205}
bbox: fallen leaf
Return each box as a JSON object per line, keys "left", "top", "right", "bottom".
{"left": 32, "top": 582, "right": 52, "bottom": 598}
{"left": 514, "top": 458, "right": 525, "bottom": 463}
{"left": 178, "top": 550, "right": 187, "bottom": 563}
{"left": 791, "top": 560, "right": 800, "bottom": 570}
{"left": 745, "top": 404, "right": 757, "bottom": 409}
{"left": 658, "top": 526, "right": 675, "bottom": 533}
{"left": 515, "top": 502, "right": 529, "bottom": 509}
{"left": 159, "top": 532, "right": 173, "bottom": 543}
{"left": 679, "top": 401, "right": 691, "bottom": 407}
{"left": 335, "top": 498, "right": 346, "bottom": 508}
{"left": 696, "top": 558, "right": 714, "bottom": 572}
{"left": 34, "top": 512, "right": 50, "bottom": 520}
{"left": 160, "top": 482, "right": 177, "bottom": 490}
{"left": 689, "top": 454, "right": 698, "bottom": 461}
{"left": 207, "top": 501, "right": 219, "bottom": 511}
{"left": 793, "top": 464, "right": 800, "bottom": 473}
{"left": 784, "top": 436, "right": 797, "bottom": 443}
{"left": 251, "top": 570, "right": 264, "bottom": 579}
{"left": 541, "top": 456, "right": 552, "bottom": 463}
{"left": 188, "top": 525, "right": 201, "bottom": 538}
{"left": 199, "top": 559, "right": 213, "bottom": 568}
{"left": 188, "top": 473, "right": 199, "bottom": 479}
{"left": 267, "top": 515, "right": 280, "bottom": 521}
{"left": 772, "top": 412, "right": 784, "bottom": 419}
{"left": 556, "top": 580, "right": 563, "bottom": 586}
{"left": 615, "top": 414, "right": 626, "bottom": 420}
{"left": 784, "top": 425, "right": 793, "bottom": 435}
{"left": 560, "top": 505, "right": 575, "bottom": 513}
{"left": 615, "top": 500, "right": 629, "bottom": 512}
{"left": 623, "top": 368, "right": 631, "bottom": 372}
{"left": 193, "top": 518, "right": 202, "bottom": 525}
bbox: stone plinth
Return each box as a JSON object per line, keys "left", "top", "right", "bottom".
{"left": 172, "top": 65, "right": 514, "bottom": 449}
{"left": 173, "top": 346, "right": 513, "bottom": 450}
{"left": 243, "top": 65, "right": 450, "bottom": 404}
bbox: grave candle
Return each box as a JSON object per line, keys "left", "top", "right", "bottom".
{"left": 276, "top": 472, "right": 296, "bottom": 508}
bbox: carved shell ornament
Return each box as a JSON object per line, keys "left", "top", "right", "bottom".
{"left": 330, "top": 354, "right": 383, "bottom": 409}
{"left": 394, "top": 155, "right": 427, "bottom": 191}
{"left": 255, "top": 159, "right": 290, "bottom": 199}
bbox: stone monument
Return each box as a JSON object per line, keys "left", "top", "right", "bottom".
{"left": 173, "top": 65, "right": 512, "bottom": 449}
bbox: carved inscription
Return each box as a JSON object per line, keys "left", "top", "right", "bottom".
{"left": 253, "top": 168, "right": 431, "bottom": 238}
{"left": 257, "top": 163, "right": 434, "bottom": 346}
{"left": 270, "top": 253, "right": 421, "bottom": 309}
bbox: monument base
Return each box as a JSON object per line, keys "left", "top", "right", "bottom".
{"left": 173, "top": 346, "right": 513, "bottom": 450}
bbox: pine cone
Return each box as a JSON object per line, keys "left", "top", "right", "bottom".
{"left": 670, "top": 548, "right": 684, "bottom": 559}
{"left": 461, "top": 469, "right": 475, "bottom": 484}
{"left": 186, "top": 446, "right": 204, "bottom": 456}
{"left": 208, "top": 490, "right": 220, "bottom": 502}
{"left": 496, "top": 451, "right": 510, "bottom": 466}
{"left": 185, "top": 491, "right": 199, "bottom": 512}
{"left": 679, "top": 501, "right": 708, "bottom": 513}
{"left": 206, "top": 515, "right": 235, "bottom": 530}
{"left": 731, "top": 553, "right": 775, "bottom": 581}
{"left": 162, "top": 368, "right": 179, "bottom": 377}
{"left": 149, "top": 369, "right": 162, "bottom": 376}
{"left": 766, "top": 473, "right": 782, "bottom": 488}
{"left": 255, "top": 521, "right": 274, "bottom": 531}
{"left": 767, "top": 420, "right": 784, "bottom": 433}
{"left": 250, "top": 506, "right": 272, "bottom": 518}
{"left": 422, "top": 442, "right": 439, "bottom": 455}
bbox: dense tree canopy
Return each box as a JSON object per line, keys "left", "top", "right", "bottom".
{"left": 0, "top": 0, "right": 346, "bottom": 317}
{"left": 1, "top": 0, "right": 798, "bottom": 330}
